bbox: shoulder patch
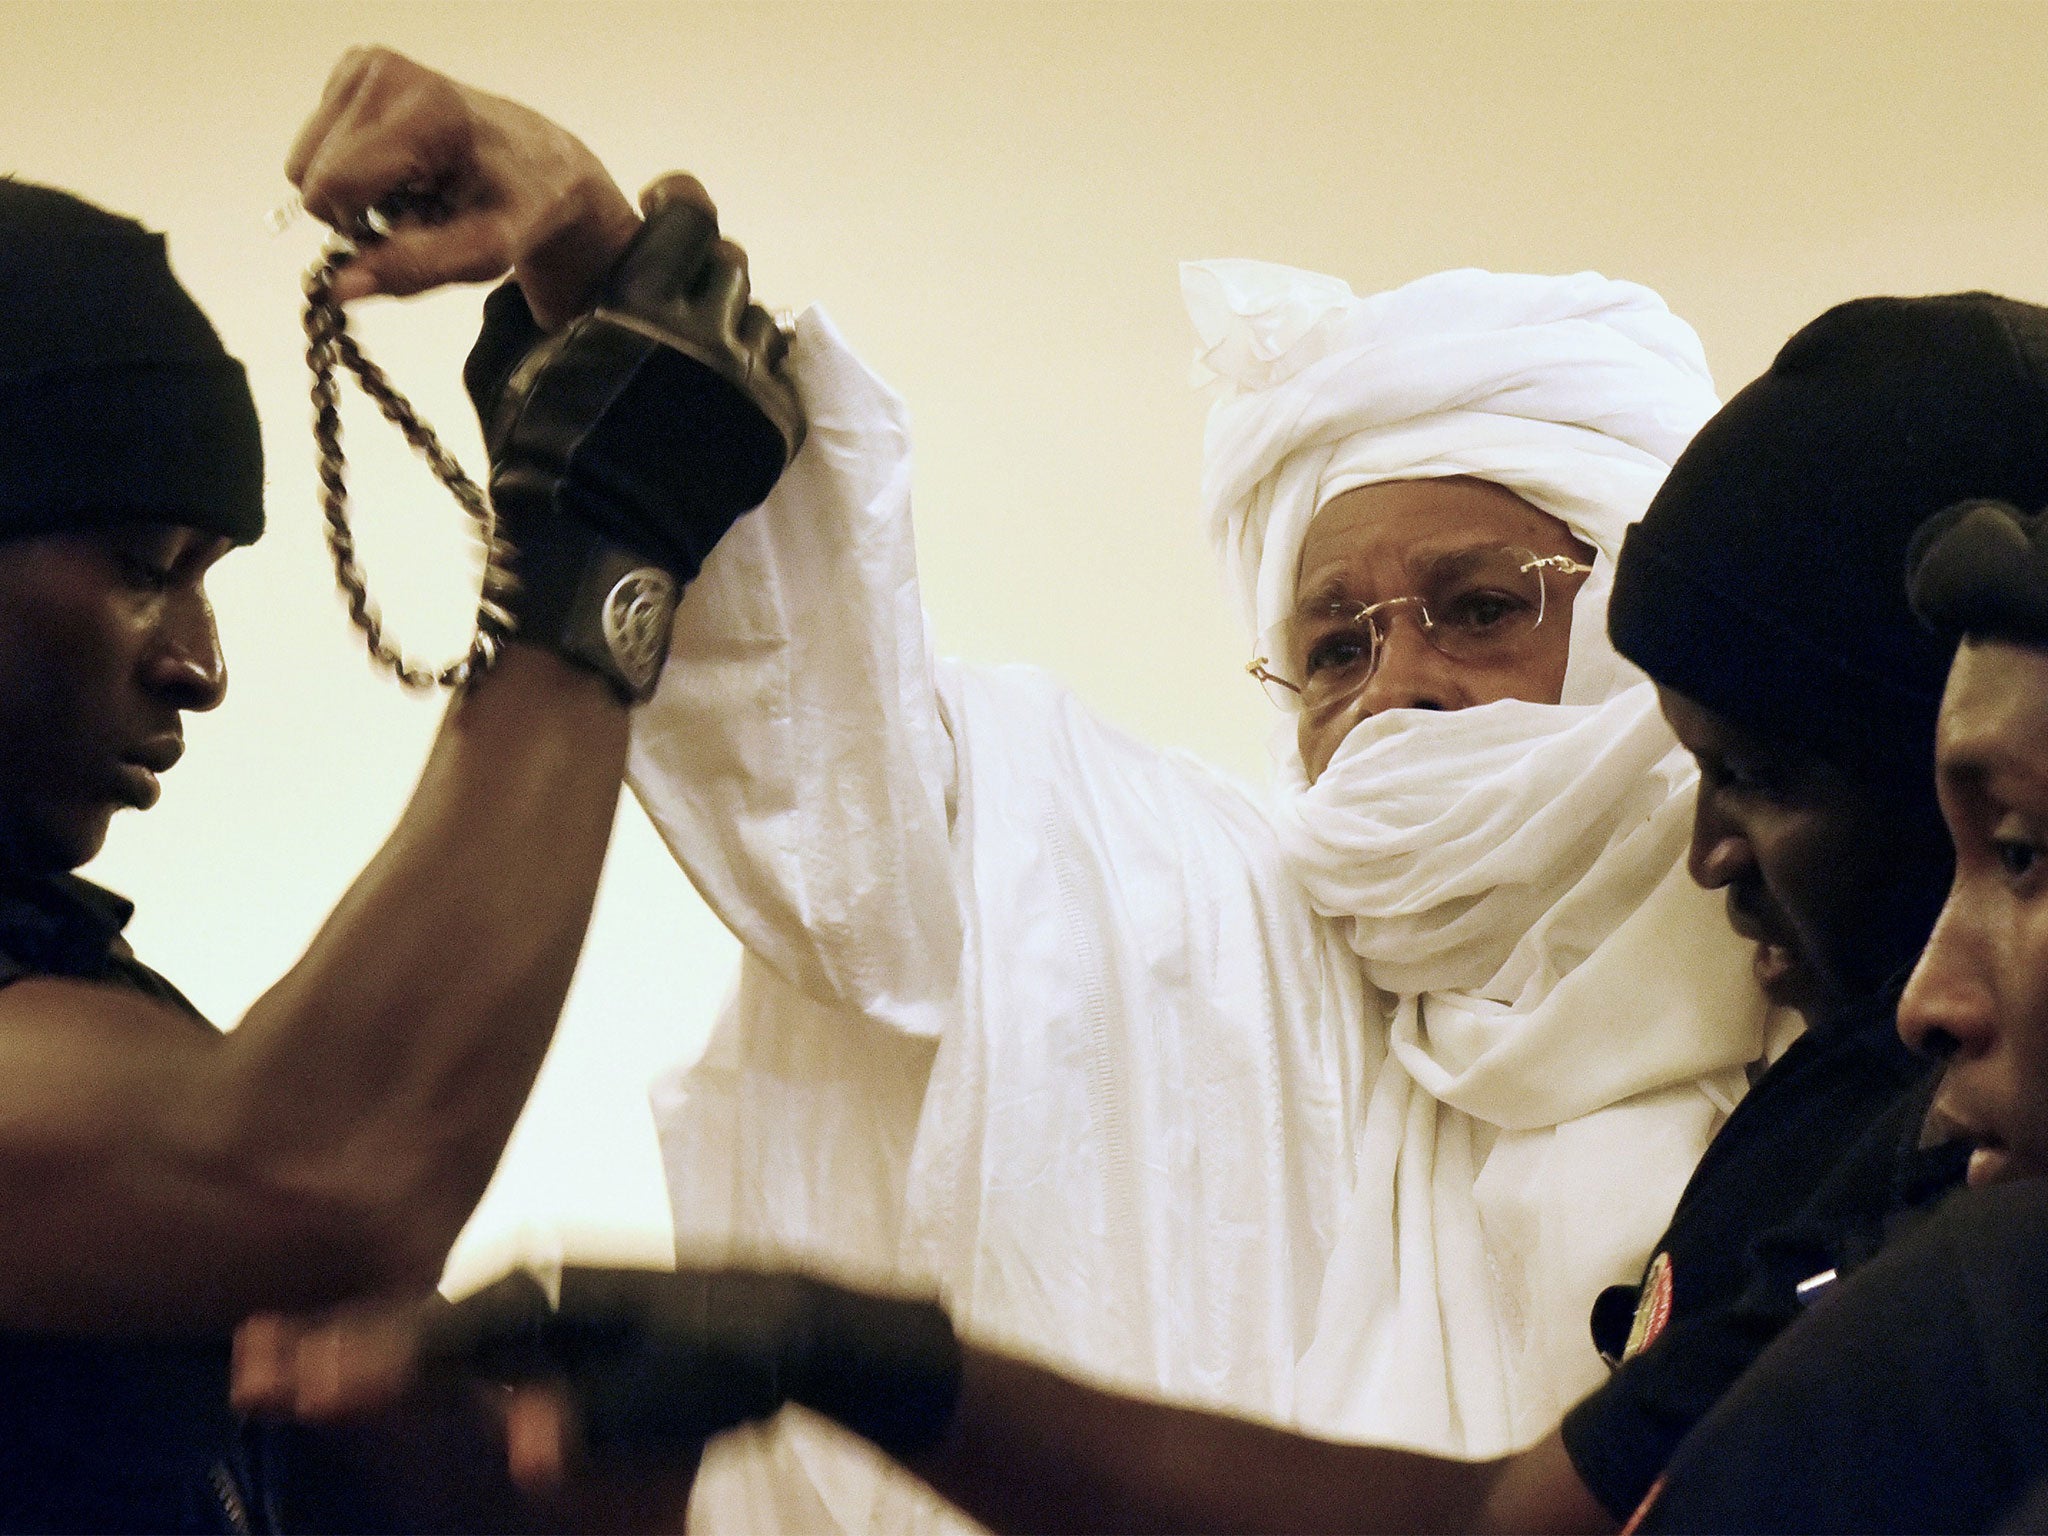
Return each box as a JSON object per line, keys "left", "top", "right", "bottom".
{"left": 1622, "top": 1250, "right": 1675, "bottom": 1361}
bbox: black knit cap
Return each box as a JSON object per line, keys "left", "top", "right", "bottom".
{"left": 0, "top": 178, "right": 263, "bottom": 544}
{"left": 1609, "top": 291, "right": 2048, "bottom": 793}
{"left": 1908, "top": 497, "right": 2048, "bottom": 646}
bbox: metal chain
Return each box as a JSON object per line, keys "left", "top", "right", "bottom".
{"left": 304, "top": 249, "right": 517, "bottom": 689}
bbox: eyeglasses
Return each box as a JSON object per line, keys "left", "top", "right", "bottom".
{"left": 1247, "top": 545, "right": 1594, "bottom": 711}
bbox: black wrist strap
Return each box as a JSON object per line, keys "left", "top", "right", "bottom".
{"left": 421, "top": 1265, "right": 962, "bottom": 1461}
{"left": 493, "top": 516, "right": 678, "bottom": 703}
{"left": 790, "top": 1282, "right": 965, "bottom": 1458}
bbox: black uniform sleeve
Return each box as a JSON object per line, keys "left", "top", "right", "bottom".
{"left": 0, "top": 876, "right": 209, "bottom": 1019}
{"left": 1560, "top": 1223, "right": 1823, "bottom": 1520}
{"left": 1638, "top": 1179, "right": 2048, "bottom": 1535}
{"left": 1560, "top": 1074, "right": 1960, "bottom": 1522}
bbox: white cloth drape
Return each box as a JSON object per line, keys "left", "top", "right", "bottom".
{"left": 1186, "top": 261, "right": 1718, "bottom": 677}
{"left": 1271, "top": 693, "right": 1758, "bottom": 1449}
{"left": 631, "top": 288, "right": 1774, "bottom": 1533}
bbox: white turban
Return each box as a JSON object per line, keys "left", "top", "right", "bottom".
{"left": 1184, "top": 260, "right": 1720, "bottom": 705}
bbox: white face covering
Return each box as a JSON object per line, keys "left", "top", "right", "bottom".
{"left": 1187, "top": 262, "right": 1770, "bottom": 1454}
{"left": 1184, "top": 259, "right": 1721, "bottom": 995}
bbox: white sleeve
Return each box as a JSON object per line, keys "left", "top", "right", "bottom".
{"left": 625, "top": 308, "right": 961, "bottom": 1039}
{"left": 654, "top": 954, "right": 935, "bottom": 1283}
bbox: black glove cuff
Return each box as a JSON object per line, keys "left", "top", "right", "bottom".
{"left": 492, "top": 514, "right": 678, "bottom": 703}
{"left": 486, "top": 320, "right": 790, "bottom": 587}
{"left": 790, "top": 1281, "right": 964, "bottom": 1459}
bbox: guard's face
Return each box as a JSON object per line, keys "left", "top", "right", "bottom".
{"left": 1900, "top": 639, "right": 2048, "bottom": 1188}
{"left": 0, "top": 524, "right": 230, "bottom": 871}
{"left": 1292, "top": 478, "right": 1594, "bottom": 783}
{"left": 1659, "top": 686, "right": 1949, "bottom": 1019}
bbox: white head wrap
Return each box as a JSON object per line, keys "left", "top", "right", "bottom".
{"left": 1185, "top": 260, "right": 1719, "bottom": 707}
{"left": 1181, "top": 263, "right": 1773, "bottom": 1454}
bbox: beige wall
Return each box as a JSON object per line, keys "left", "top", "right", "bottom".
{"left": 4, "top": 0, "right": 2044, "bottom": 1288}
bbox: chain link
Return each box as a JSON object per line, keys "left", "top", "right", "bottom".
{"left": 304, "top": 249, "right": 518, "bottom": 689}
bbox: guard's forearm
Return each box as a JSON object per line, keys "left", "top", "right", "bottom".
{"left": 403, "top": 1267, "right": 1602, "bottom": 1535}
{"left": 905, "top": 1347, "right": 1508, "bottom": 1536}
{"left": 217, "top": 643, "right": 627, "bottom": 1287}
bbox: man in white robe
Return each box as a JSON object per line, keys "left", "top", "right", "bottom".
{"left": 631, "top": 259, "right": 1775, "bottom": 1527}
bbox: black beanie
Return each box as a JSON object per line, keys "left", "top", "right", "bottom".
{"left": 1609, "top": 292, "right": 2048, "bottom": 793}
{"left": 0, "top": 177, "right": 263, "bottom": 544}
{"left": 1907, "top": 497, "right": 2048, "bottom": 646}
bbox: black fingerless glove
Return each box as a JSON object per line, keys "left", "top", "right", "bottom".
{"left": 422, "top": 1265, "right": 962, "bottom": 1461}
{"left": 464, "top": 193, "right": 805, "bottom": 701}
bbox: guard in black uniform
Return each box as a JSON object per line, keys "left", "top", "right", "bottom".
{"left": 0, "top": 181, "right": 284, "bottom": 1532}
{"left": 1557, "top": 290, "right": 2048, "bottom": 1523}
{"left": 0, "top": 70, "right": 803, "bottom": 1532}
{"left": 1630, "top": 495, "right": 2048, "bottom": 1533}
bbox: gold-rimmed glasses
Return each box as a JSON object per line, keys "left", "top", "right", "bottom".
{"left": 1247, "top": 545, "right": 1593, "bottom": 710}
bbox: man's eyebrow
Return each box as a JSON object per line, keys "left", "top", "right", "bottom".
{"left": 1298, "top": 539, "right": 1533, "bottom": 616}
{"left": 1292, "top": 577, "right": 1363, "bottom": 615}
{"left": 1408, "top": 538, "right": 1529, "bottom": 574}
{"left": 1938, "top": 741, "right": 2048, "bottom": 804}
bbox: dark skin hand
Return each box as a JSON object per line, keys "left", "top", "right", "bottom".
{"left": 287, "top": 45, "right": 643, "bottom": 328}
{"left": 235, "top": 1297, "right": 699, "bottom": 1533}
{"left": 281, "top": 1387, "right": 702, "bottom": 1535}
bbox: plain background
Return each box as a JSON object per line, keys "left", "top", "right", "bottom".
{"left": 4, "top": 0, "right": 2045, "bottom": 1289}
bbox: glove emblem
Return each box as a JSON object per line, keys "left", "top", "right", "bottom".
{"left": 601, "top": 568, "right": 679, "bottom": 696}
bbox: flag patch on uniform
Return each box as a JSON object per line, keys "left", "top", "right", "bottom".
{"left": 1622, "top": 1250, "right": 1674, "bottom": 1360}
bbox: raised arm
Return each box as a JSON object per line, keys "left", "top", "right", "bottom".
{"left": 298, "top": 53, "right": 968, "bottom": 1033}
{"left": 0, "top": 48, "right": 801, "bottom": 1334}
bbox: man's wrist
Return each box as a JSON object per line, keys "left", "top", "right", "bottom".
{"left": 514, "top": 177, "right": 642, "bottom": 331}
{"left": 491, "top": 519, "right": 677, "bottom": 704}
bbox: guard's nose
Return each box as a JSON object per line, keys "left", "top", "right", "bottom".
{"left": 1687, "top": 787, "right": 1752, "bottom": 891}
{"left": 146, "top": 590, "right": 227, "bottom": 713}
{"left": 1897, "top": 888, "right": 1996, "bottom": 1061}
